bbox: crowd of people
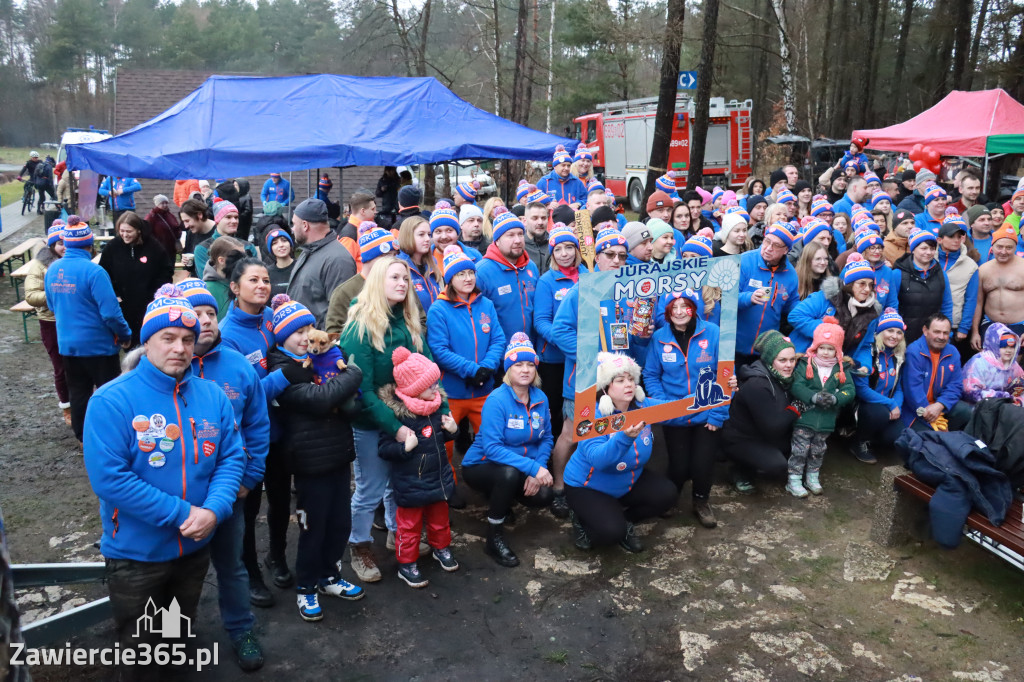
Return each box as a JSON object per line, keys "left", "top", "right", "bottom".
{"left": 20, "top": 136, "right": 1024, "bottom": 678}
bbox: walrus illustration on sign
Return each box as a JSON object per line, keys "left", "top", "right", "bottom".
{"left": 691, "top": 366, "right": 727, "bottom": 410}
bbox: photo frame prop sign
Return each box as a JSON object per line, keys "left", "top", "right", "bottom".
{"left": 572, "top": 254, "right": 740, "bottom": 441}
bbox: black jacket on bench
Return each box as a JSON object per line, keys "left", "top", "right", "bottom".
{"left": 966, "top": 398, "right": 1024, "bottom": 488}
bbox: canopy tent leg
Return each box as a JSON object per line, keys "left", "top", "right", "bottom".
{"left": 983, "top": 153, "right": 989, "bottom": 197}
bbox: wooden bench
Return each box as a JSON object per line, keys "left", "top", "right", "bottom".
{"left": 0, "top": 238, "right": 44, "bottom": 278}
{"left": 8, "top": 260, "right": 33, "bottom": 300}
{"left": 10, "top": 300, "right": 37, "bottom": 343}
{"left": 871, "top": 465, "right": 1024, "bottom": 572}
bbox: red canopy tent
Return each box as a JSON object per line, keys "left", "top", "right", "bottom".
{"left": 853, "top": 88, "right": 1024, "bottom": 157}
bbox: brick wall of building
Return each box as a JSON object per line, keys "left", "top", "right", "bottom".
{"left": 113, "top": 69, "right": 381, "bottom": 217}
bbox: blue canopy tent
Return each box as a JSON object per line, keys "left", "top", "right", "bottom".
{"left": 66, "top": 74, "right": 577, "bottom": 179}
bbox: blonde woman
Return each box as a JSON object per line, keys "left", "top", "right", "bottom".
{"left": 397, "top": 215, "right": 440, "bottom": 314}
{"left": 339, "top": 256, "right": 449, "bottom": 583}
{"left": 478, "top": 196, "right": 505, "bottom": 249}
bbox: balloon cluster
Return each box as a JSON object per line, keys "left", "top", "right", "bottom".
{"left": 908, "top": 144, "right": 942, "bottom": 176}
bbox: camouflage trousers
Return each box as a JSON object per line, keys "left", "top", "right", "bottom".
{"left": 788, "top": 426, "right": 829, "bottom": 477}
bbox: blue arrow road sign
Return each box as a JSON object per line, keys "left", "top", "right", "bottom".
{"left": 677, "top": 71, "right": 697, "bottom": 90}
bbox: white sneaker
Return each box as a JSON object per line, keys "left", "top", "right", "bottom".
{"left": 386, "top": 530, "right": 430, "bottom": 554}
{"left": 317, "top": 576, "right": 365, "bottom": 600}
{"left": 349, "top": 543, "right": 382, "bottom": 583}
{"left": 296, "top": 593, "right": 323, "bottom": 622}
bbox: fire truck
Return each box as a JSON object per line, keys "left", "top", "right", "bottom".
{"left": 573, "top": 95, "right": 754, "bottom": 212}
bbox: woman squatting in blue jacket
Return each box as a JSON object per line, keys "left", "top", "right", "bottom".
{"left": 532, "top": 223, "right": 587, "bottom": 519}
{"left": 852, "top": 309, "right": 908, "bottom": 464}
{"left": 427, "top": 246, "right": 506, "bottom": 506}
{"left": 461, "top": 333, "right": 554, "bottom": 568}
{"left": 563, "top": 352, "right": 680, "bottom": 552}
{"left": 643, "top": 290, "right": 730, "bottom": 530}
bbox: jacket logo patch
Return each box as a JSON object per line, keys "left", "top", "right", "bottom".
{"left": 421, "top": 425, "right": 433, "bottom": 438}
{"left": 616, "top": 462, "right": 627, "bottom": 471}
{"left": 202, "top": 441, "right": 216, "bottom": 457}
{"left": 555, "top": 287, "right": 569, "bottom": 301}
{"left": 698, "top": 339, "right": 709, "bottom": 350}
{"left": 196, "top": 420, "right": 220, "bottom": 439}
{"left": 497, "top": 284, "right": 512, "bottom": 295}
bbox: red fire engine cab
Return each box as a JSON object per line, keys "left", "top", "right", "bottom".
{"left": 573, "top": 95, "right": 753, "bottom": 211}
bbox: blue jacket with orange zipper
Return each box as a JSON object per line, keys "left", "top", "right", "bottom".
{"left": 398, "top": 251, "right": 441, "bottom": 316}
{"left": 736, "top": 247, "right": 799, "bottom": 355}
{"left": 642, "top": 319, "right": 728, "bottom": 427}
{"left": 83, "top": 356, "right": 246, "bottom": 562}
{"left": 535, "top": 170, "right": 588, "bottom": 206}
{"left": 901, "top": 335, "right": 964, "bottom": 427}
{"left": 476, "top": 242, "right": 540, "bottom": 342}
{"left": 461, "top": 383, "right": 552, "bottom": 476}
{"left": 533, "top": 264, "right": 587, "bottom": 364}
{"left": 191, "top": 340, "right": 269, "bottom": 492}
{"left": 218, "top": 303, "right": 290, "bottom": 401}
{"left": 426, "top": 291, "right": 506, "bottom": 400}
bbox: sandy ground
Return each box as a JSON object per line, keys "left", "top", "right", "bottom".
{"left": 1, "top": 227, "right": 1023, "bottom": 681}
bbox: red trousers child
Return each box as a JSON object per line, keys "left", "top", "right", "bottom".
{"left": 395, "top": 500, "right": 452, "bottom": 564}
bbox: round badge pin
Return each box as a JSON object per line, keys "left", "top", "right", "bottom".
{"left": 132, "top": 415, "right": 150, "bottom": 432}
{"left": 139, "top": 439, "right": 156, "bottom": 453}
{"left": 164, "top": 424, "right": 181, "bottom": 440}
{"left": 159, "top": 438, "right": 175, "bottom": 453}
{"left": 148, "top": 452, "right": 166, "bottom": 468}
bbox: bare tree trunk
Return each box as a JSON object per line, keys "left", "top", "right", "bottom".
{"left": 965, "top": 0, "right": 989, "bottom": 89}
{"left": 687, "top": 0, "right": 720, "bottom": 189}
{"left": 1006, "top": 20, "right": 1024, "bottom": 101}
{"left": 770, "top": 0, "right": 796, "bottom": 133}
{"left": 546, "top": 0, "right": 556, "bottom": 132}
{"left": 859, "top": 0, "right": 880, "bottom": 125}
{"left": 868, "top": 0, "right": 890, "bottom": 119}
{"left": 640, "top": 0, "right": 686, "bottom": 218}
{"left": 492, "top": 0, "right": 503, "bottom": 115}
{"left": 522, "top": 0, "right": 540, "bottom": 127}
{"left": 951, "top": 0, "right": 974, "bottom": 89}
{"left": 510, "top": 0, "right": 529, "bottom": 124}
{"left": 815, "top": 0, "right": 836, "bottom": 131}
{"left": 890, "top": 0, "right": 914, "bottom": 122}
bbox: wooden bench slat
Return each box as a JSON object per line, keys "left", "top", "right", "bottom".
{"left": 10, "top": 301, "right": 35, "bottom": 313}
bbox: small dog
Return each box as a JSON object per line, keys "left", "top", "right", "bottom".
{"left": 305, "top": 330, "right": 347, "bottom": 384}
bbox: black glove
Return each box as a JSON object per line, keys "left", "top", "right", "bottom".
{"left": 812, "top": 391, "right": 837, "bottom": 407}
{"left": 472, "top": 367, "right": 493, "bottom": 388}
{"left": 787, "top": 399, "right": 808, "bottom": 416}
{"left": 280, "top": 361, "right": 307, "bottom": 385}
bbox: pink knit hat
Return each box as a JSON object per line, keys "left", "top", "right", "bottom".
{"left": 695, "top": 187, "right": 713, "bottom": 205}
{"left": 806, "top": 315, "right": 846, "bottom": 383}
{"left": 392, "top": 347, "right": 441, "bottom": 399}
{"left": 213, "top": 200, "right": 238, "bottom": 224}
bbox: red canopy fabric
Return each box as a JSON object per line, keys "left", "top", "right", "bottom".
{"left": 853, "top": 89, "right": 1024, "bottom": 157}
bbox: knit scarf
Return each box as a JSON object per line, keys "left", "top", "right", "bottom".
{"left": 396, "top": 388, "right": 442, "bottom": 417}
{"left": 279, "top": 347, "right": 308, "bottom": 362}
{"left": 847, "top": 293, "right": 876, "bottom": 317}
{"left": 555, "top": 264, "right": 579, "bottom": 283}
{"left": 761, "top": 360, "right": 794, "bottom": 388}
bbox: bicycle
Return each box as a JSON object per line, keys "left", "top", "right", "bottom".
{"left": 19, "top": 179, "right": 35, "bottom": 216}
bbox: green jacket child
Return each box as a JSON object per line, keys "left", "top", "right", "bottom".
{"left": 790, "top": 318, "right": 856, "bottom": 433}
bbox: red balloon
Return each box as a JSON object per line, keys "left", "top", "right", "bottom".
{"left": 926, "top": 149, "right": 941, "bottom": 165}
{"left": 929, "top": 162, "right": 942, "bottom": 175}
{"left": 910, "top": 143, "right": 924, "bottom": 159}
{"left": 913, "top": 159, "right": 925, "bottom": 172}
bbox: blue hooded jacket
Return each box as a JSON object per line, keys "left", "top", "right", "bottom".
{"left": 218, "top": 303, "right": 289, "bottom": 398}
{"left": 853, "top": 343, "right": 904, "bottom": 411}
{"left": 901, "top": 335, "right": 963, "bottom": 427}
{"left": 260, "top": 178, "right": 294, "bottom": 205}
{"left": 870, "top": 261, "right": 900, "bottom": 311}
{"left": 535, "top": 170, "right": 588, "bottom": 206}
{"left": 398, "top": 251, "right": 441, "bottom": 315}
{"left": 192, "top": 342, "right": 270, "bottom": 491}
{"left": 44, "top": 247, "right": 132, "bottom": 356}
{"left": 642, "top": 319, "right": 728, "bottom": 427}
{"left": 786, "top": 278, "right": 880, "bottom": 356}
{"left": 736, "top": 248, "right": 799, "bottom": 355}
{"left": 533, "top": 265, "right": 586, "bottom": 363}
{"left": 83, "top": 356, "right": 246, "bottom": 562}
{"left": 461, "top": 384, "right": 552, "bottom": 475}
{"left": 426, "top": 292, "right": 506, "bottom": 400}
{"left": 98, "top": 177, "right": 142, "bottom": 211}
{"left": 476, "top": 243, "right": 539, "bottom": 342}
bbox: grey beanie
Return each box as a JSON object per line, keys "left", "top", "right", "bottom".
{"left": 915, "top": 169, "right": 936, "bottom": 184}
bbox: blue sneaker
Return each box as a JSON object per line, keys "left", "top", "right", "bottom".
{"left": 317, "top": 576, "right": 365, "bottom": 601}
{"left": 296, "top": 592, "right": 323, "bottom": 622}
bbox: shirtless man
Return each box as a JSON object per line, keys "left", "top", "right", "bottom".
{"left": 971, "top": 223, "right": 1024, "bottom": 351}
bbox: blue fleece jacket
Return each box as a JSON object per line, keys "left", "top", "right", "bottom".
{"left": 853, "top": 344, "right": 904, "bottom": 411}
{"left": 98, "top": 177, "right": 142, "bottom": 211}
{"left": 832, "top": 192, "right": 859, "bottom": 217}
{"left": 533, "top": 265, "right": 586, "bottom": 363}
{"left": 901, "top": 336, "right": 963, "bottom": 427}
{"left": 476, "top": 244, "right": 540, "bottom": 342}
{"left": 563, "top": 396, "right": 687, "bottom": 497}
{"left": 535, "top": 170, "right": 588, "bottom": 206}
{"left": 971, "top": 234, "right": 993, "bottom": 264}
{"left": 398, "top": 251, "right": 441, "bottom": 315}
{"left": 83, "top": 357, "right": 246, "bottom": 562}
{"left": 786, "top": 288, "right": 879, "bottom": 357}
{"left": 192, "top": 343, "right": 269, "bottom": 491}
{"left": 642, "top": 319, "right": 728, "bottom": 427}
{"left": 260, "top": 178, "right": 294, "bottom": 205}
{"left": 461, "top": 384, "right": 552, "bottom": 475}
{"left": 736, "top": 248, "right": 799, "bottom": 355}
{"left": 426, "top": 293, "right": 506, "bottom": 400}
{"left": 218, "top": 304, "right": 288, "bottom": 396}
{"left": 914, "top": 211, "right": 943, "bottom": 235}
{"left": 871, "top": 261, "right": 900, "bottom": 311}
{"left": 551, "top": 282, "right": 652, "bottom": 400}
{"left": 44, "top": 247, "right": 131, "bottom": 356}
{"left": 937, "top": 247, "right": 979, "bottom": 335}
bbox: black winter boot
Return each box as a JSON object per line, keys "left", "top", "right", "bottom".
{"left": 485, "top": 523, "right": 520, "bottom": 567}
{"left": 619, "top": 521, "right": 643, "bottom": 553}
{"left": 570, "top": 510, "right": 592, "bottom": 551}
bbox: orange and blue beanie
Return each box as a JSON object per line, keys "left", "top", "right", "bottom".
{"left": 548, "top": 223, "right": 579, "bottom": 253}
{"left": 811, "top": 197, "right": 834, "bottom": 216}
{"left": 552, "top": 145, "right": 573, "bottom": 166}
{"left": 855, "top": 230, "right": 884, "bottom": 253}
{"left": 430, "top": 200, "right": 461, "bottom": 235}
{"left": 62, "top": 217, "right": 93, "bottom": 249}
{"left": 841, "top": 252, "right": 874, "bottom": 285}
{"left": 141, "top": 284, "right": 199, "bottom": 344}
{"left": 491, "top": 206, "right": 525, "bottom": 242}
{"left": 515, "top": 180, "right": 531, "bottom": 203}
{"left": 775, "top": 188, "right": 796, "bottom": 204}
{"left": 455, "top": 180, "right": 480, "bottom": 203}
{"left": 504, "top": 332, "right": 538, "bottom": 371}
{"left": 655, "top": 171, "right": 677, "bottom": 194}
{"left": 442, "top": 245, "right": 475, "bottom": 284}
{"left": 909, "top": 228, "right": 937, "bottom": 252}
{"left": 46, "top": 223, "right": 65, "bottom": 247}
{"left": 765, "top": 222, "right": 796, "bottom": 250}
{"left": 876, "top": 307, "right": 906, "bottom": 334}
{"left": 177, "top": 278, "right": 218, "bottom": 313}
{"left": 681, "top": 228, "right": 715, "bottom": 257}
{"left": 801, "top": 218, "right": 831, "bottom": 246}
{"left": 271, "top": 294, "right": 315, "bottom": 344}
{"left": 358, "top": 221, "right": 398, "bottom": 263}
{"left": 587, "top": 178, "right": 606, "bottom": 195}
{"left": 595, "top": 226, "right": 627, "bottom": 254}
{"left": 525, "top": 188, "right": 553, "bottom": 205}
{"left": 924, "top": 185, "right": 947, "bottom": 206}
{"left": 574, "top": 145, "right": 593, "bottom": 162}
